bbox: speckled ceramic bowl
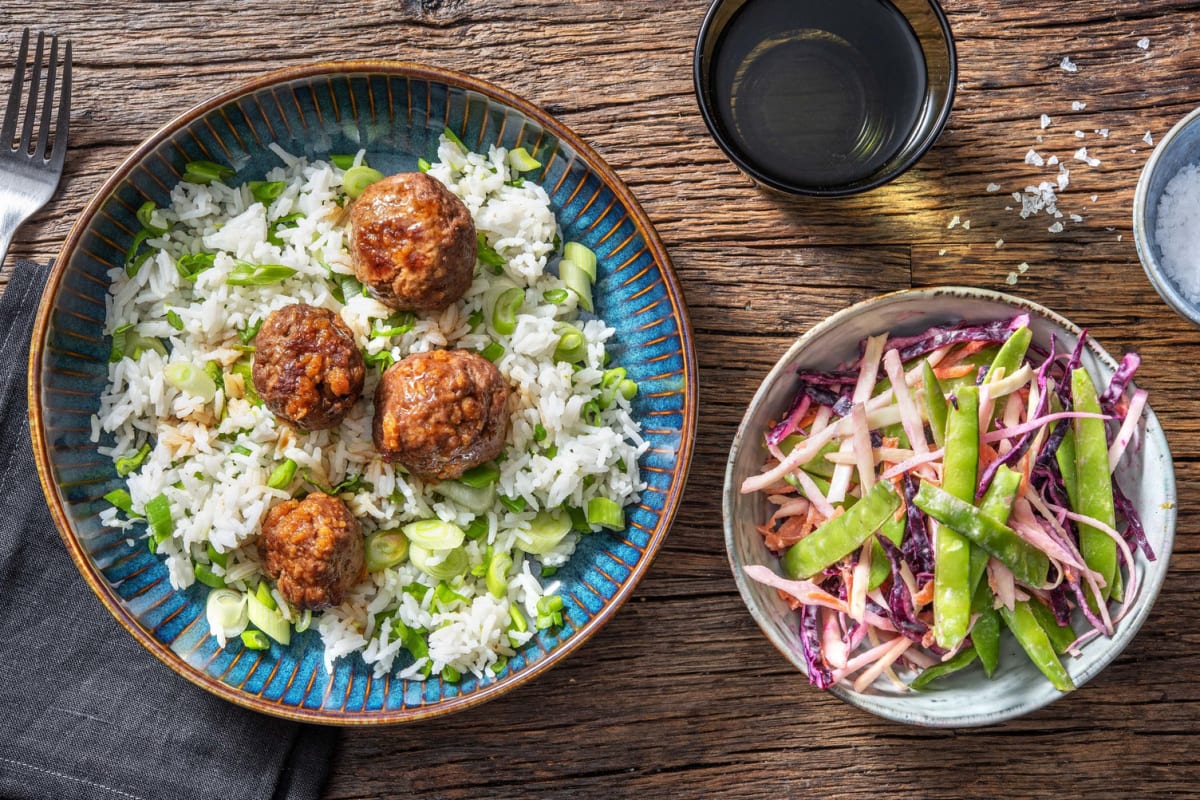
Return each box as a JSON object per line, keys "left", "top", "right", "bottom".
{"left": 723, "top": 287, "right": 1175, "bottom": 727}
{"left": 29, "top": 62, "right": 697, "bottom": 724}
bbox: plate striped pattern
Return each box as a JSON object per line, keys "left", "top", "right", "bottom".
{"left": 30, "top": 62, "right": 696, "bottom": 724}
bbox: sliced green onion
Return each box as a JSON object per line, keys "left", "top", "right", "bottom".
{"left": 459, "top": 462, "right": 500, "bottom": 489}
{"left": 124, "top": 229, "right": 152, "bottom": 277}
{"left": 294, "top": 609, "right": 313, "bottom": 633}
{"left": 182, "top": 160, "right": 235, "bottom": 185}
{"left": 403, "top": 628, "right": 432, "bottom": 677}
{"left": 343, "top": 165, "right": 385, "bottom": 199}
{"left": 568, "top": 505, "right": 591, "bottom": 532}
{"left": 489, "top": 655, "right": 508, "bottom": 674}
{"left": 194, "top": 563, "right": 226, "bottom": 589}
{"left": 533, "top": 423, "right": 548, "bottom": 442}
{"left": 465, "top": 518, "right": 490, "bottom": 542}
{"left": 116, "top": 443, "right": 152, "bottom": 477}
{"left": 166, "top": 309, "right": 184, "bottom": 331}
{"left": 618, "top": 379, "right": 638, "bottom": 401}
{"left": 541, "top": 566, "right": 558, "bottom": 578}
{"left": 443, "top": 128, "right": 466, "bottom": 149}
{"left": 402, "top": 519, "right": 465, "bottom": 550}
{"left": 582, "top": 400, "right": 603, "bottom": 426}
{"left": 136, "top": 201, "right": 169, "bottom": 235}
{"left": 441, "top": 664, "right": 462, "bottom": 682}
{"left": 435, "top": 581, "right": 468, "bottom": 608}
{"left": 207, "top": 542, "right": 228, "bottom": 568}
{"left": 560, "top": 257, "right": 594, "bottom": 313}
{"left": 329, "top": 154, "right": 357, "bottom": 170}
{"left": 145, "top": 493, "right": 173, "bottom": 545}
{"left": 477, "top": 233, "right": 505, "bottom": 272}
{"left": 518, "top": 510, "right": 572, "bottom": 555}
{"left": 542, "top": 288, "right": 569, "bottom": 304}
{"left": 103, "top": 489, "right": 134, "bottom": 514}
{"left": 507, "top": 147, "right": 542, "bottom": 172}
{"left": 491, "top": 287, "right": 524, "bottom": 336}
{"left": 249, "top": 180, "right": 287, "bottom": 203}
{"left": 238, "top": 318, "right": 263, "bottom": 345}
{"left": 364, "top": 348, "right": 396, "bottom": 372}
{"left": 598, "top": 367, "right": 627, "bottom": 409}
{"left": 417, "top": 157, "right": 432, "bottom": 173}
{"left": 241, "top": 629, "right": 271, "bottom": 650}
{"left": 435, "top": 480, "right": 496, "bottom": 514}
{"left": 267, "top": 212, "right": 304, "bottom": 247}
{"left": 231, "top": 361, "right": 261, "bottom": 406}
{"left": 371, "top": 311, "right": 415, "bottom": 339}
{"left": 365, "top": 529, "right": 409, "bottom": 572}
{"left": 563, "top": 242, "right": 597, "bottom": 281}
{"left": 553, "top": 324, "right": 587, "bottom": 364}
{"left": 586, "top": 497, "right": 625, "bottom": 530}
{"left": 176, "top": 252, "right": 216, "bottom": 281}
{"left": 466, "top": 310, "right": 485, "bottom": 330}
{"left": 206, "top": 588, "right": 248, "bottom": 637}
{"left": 127, "top": 334, "right": 168, "bottom": 362}
{"left": 226, "top": 261, "right": 297, "bottom": 287}
{"left": 486, "top": 550, "right": 512, "bottom": 599}
{"left": 255, "top": 580, "right": 278, "bottom": 611}
{"left": 165, "top": 362, "right": 218, "bottom": 402}
{"left": 246, "top": 587, "right": 291, "bottom": 645}
{"left": 535, "top": 594, "right": 564, "bottom": 630}
{"left": 508, "top": 604, "right": 528, "bottom": 634}
{"left": 266, "top": 459, "right": 298, "bottom": 490}
{"left": 408, "top": 544, "right": 469, "bottom": 581}
{"left": 498, "top": 494, "right": 527, "bottom": 513}
{"left": 481, "top": 341, "right": 505, "bottom": 362}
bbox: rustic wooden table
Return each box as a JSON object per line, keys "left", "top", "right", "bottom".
{"left": 4, "top": 0, "right": 1199, "bottom": 797}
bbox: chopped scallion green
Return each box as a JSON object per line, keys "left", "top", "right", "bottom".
{"left": 586, "top": 496, "right": 625, "bottom": 530}
{"left": 342, "top": 165, "right": 385, "bottom": 199}
{"left": 266, "top": 459, "right": 298, "bottom": 490}
{"left": 226, "top": 261, "right": 297, "bottom": 286}
{"left": 103, "top": 488, "right": 134, "bottom": 514}
{"left": 481, "top": 341, "right": 505, "bottom": 362}
{"left": 240, "top": 629, "right": 271, "bottom": 650}
{"left": 182, "top": 160, "right": 235, "bottom": 185}
{"left": 194, "top": 563, "right": 226, "bottom": 589}
{"left": 365, "top": 529, "right": 409, "bottom": 572}
{"left": 329, "top": 154, "right": 357, "bottom": 170}
{"left": 402, "top": 519, "right": 465, "bottom": 550}
{"left": 115, "top": 443, "right": 152, "bottom": 477}
{"left": 459, "top": 462, "right": 500, "bottom": 489}
{"left": 507, "top": 147, "right": 542, "bottom": 172}
{"left": 166, "top": 309, "right": 184, "bottom": 331}
{"left": 249, "top": 180, "right": 287, "bottom": 203}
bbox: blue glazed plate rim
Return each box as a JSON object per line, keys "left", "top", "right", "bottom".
{"left": 29, "top": 61, "right": 698, "bottom": 724}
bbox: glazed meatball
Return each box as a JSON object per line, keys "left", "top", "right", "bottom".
{"left": 252, "top": 303, "right": 366, "bottom": 431}
{"left": 373, "top": 349, "right": 511, "bottom": 481}
{"left": 259, "top": 492, "right": 365, "bottom": 610}
{"left": 349, "top": 172, "right": 477, "bottom": 311}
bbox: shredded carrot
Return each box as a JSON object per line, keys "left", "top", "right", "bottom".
{"left": 912, "top": 579, "right": 936, "bottom": 607}
{"left": 934, "top": 363, "right": 977, "bottom": 380}
{"left": 765, "top": 515, "right": 807, "bottom": 551}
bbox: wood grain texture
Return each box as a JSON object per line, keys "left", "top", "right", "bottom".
{"left": 4, "top": 0, "right": 1200, "bottom": 797}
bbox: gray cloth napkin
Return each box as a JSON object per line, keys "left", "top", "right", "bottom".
{"left": 0, "top": 262, "right": 337, "bottom": 800}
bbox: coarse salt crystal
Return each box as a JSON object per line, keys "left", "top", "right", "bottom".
{"left": 1074, "top": 147, "right": 1101, "bottom": 167}
{"left": 1075, "top": 130, "right": 1086, "bottom": 138}
{"left": 963, "top": 220, "right": 971, "bottom": 230}
{"left": 1153, "top": 163, "right": 1200, "bottom": 302}
{"left": 947, "top": 214, "right": 961, "bottom": 229}
{"left": 1040, "top": 114, "right": 1052, "bottom": 129}
{"left": 1137, "top": 37, "right": 1150, "bottom": 50}
{"left": 1018, "top": 262, "right": 1030, "bottom": 274}
{"left": 1071, "top": 101, "right": 1087, "bottom": 111}
{"left": 1070, "top": 214, "right": 1084, "bottom": 222}
{"left": 1057, "top": 166, "right": 1070, "bottom": 190}
{"left": 1097, "top": 129, "right": 1110, "bottom": 138}
{"left": 1061, "top": 56, "right": 1078, "bottom": 72}
{"left": 1047, "top": 155, "right": 1060, "bottom": 166}
{"left": 1048, "top": 221, "right": 1064, "bottom": 233}
{"left": 1036, "top": 135, "right": 1045, "bottom": 144}
{"left": 995, "top": 239, "right": 1005, "bottom": 248}
{"left": 987, "top": 183, "right": 1001, "bottom": 192}
{"left": 1144, "top": 131, "right": 1154, "bottom": 145}
{"left": 1118, "top": 234, "right": 1123, "bottom": 241}
{"left": 938, "top": 249, "right": 947, "bottom": 256}
{"left": 1025, "top": 149, "right": 1046, "bottom": 167}
{"left": 1091, "top": 194, "right": 1098, "bottom": 202}
{"left": 1006, "top": 271, "right": 1019, "bottom": 285}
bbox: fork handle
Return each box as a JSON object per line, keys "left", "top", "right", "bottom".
{"left": 0, "top": 207, "right": 22, "bottom": 269}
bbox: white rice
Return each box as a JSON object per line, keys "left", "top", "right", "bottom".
{"left": 93, "top": 136, "right": 646, "bottom": 679}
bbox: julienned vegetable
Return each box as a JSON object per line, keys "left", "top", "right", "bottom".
{"left": 742, "top": 315, "right": 1152, "bottom": 693}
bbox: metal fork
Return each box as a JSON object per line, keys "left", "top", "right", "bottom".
{"left": 0, "top": 28, "right": 71, "bottom": 267}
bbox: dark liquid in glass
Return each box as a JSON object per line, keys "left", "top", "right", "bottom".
{"left": 711, "top": 0, "right": 928, "bottom": 188}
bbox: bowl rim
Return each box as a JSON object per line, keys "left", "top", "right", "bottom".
{"left": 722, "top": 285, "right": 1176, "bottom": 726}
{"left": 691, "top": 0, "right": 958, "bottom": 197}
{"left": 1133, "top": 102, "right": 1200, "bottom": 327}
{"left": 27, "top": 60, "right": 699, "bottom": 725}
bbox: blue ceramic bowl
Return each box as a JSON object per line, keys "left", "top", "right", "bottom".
{"left": 29, "top": 62, "right": 697, "bottom": 724}
{"left": 724, "top": 287, "right": 1175, "bottom": 727}
{"left": 1134, "top": 104, "right": 1200, "bottom": 328}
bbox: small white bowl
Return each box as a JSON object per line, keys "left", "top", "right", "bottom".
{"left": 723, "top": 287, "right": 1176, "bottom": 727}
{"left": 1134, "top": 104, "right": 1200, "bottom": 327}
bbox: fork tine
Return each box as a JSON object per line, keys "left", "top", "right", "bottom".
{"left": 17, "top": 31, "right": 44, "bottom": 155}
{"left": 50, "top": 39, "right": 70, "bottom": 169}
{"left": 34, "top": 35, "right": 58, "bottom": 160}
{"left": 1, "top": 28, "right": 30, "bottom": 150}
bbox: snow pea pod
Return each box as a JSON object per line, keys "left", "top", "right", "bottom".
{"left": 972, "top": 608, "right": 1001, "bottom": 678}
{"left": 913, "top": 481, "right": 1050, "bottom": 588}
{"left": 1071, "top": 367, "right": 1118, "bottom": 602}
{"left": 984, "top": 325, "right": 1032, "bottom": 383}
{"left": 910, "top": 645, "right": 978, "bottom": 690}
{"left": 922, "top": 360, "right": 948, "bottom": 449}
{"left": 867, "top": 515, "right": 906, "bottom": 590}
{"left": 934, "top": 385, "right": 978, "bottom": 649}
{"left": 1028, "top": 598, "right": 1077, "bottom": 655}
{"left": 781, "top": 480, "right": 901, "bottom": 579}
{"left": 970, "top": 463, "right": 1024, "bottom": 594}
{"left": 1000, "top": 600, "right": 1075, "bottom": 692}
